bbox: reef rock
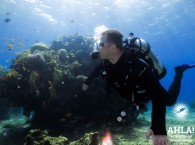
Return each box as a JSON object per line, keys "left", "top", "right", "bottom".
{"left": 24, "top": 129, "right": 99, "bottom": 145}
{"left": 24, "top": 129, "right": 69, "bottom": 145}
{"left": 70, "top": 132, "right": 99, "bottom": 145}
{"left": 30, "top": 42, "right": 49, "bottom": 53}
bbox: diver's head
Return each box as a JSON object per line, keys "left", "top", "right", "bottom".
{"left": 91, "top": 29, "right": 124, "bottom": 63}
{"left": 101, "top": 29, "right": 123, "bottom": 50}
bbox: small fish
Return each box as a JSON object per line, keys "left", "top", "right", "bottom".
{"left": 5, "top": 18, "right": 11, "bottom": 23}
{"left": 7, "top": 43, "right": 13, "bottom": 50}
{"left": 18, "top": 42, "right": 24, "bottom": 48}
{"left": 48, "top": 81, "right": 53, "bottom": 89}
{"left": 177, "top": 107, "right": 185, "bottom": 113}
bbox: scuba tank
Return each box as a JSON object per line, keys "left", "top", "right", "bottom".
{"left": 124, "top": 33, "right": 167, "bottom": 79}
{"left": 134, "top": 38, "right": 167, "bottom": 79}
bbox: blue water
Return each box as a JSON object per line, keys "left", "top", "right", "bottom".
{"left": 1, "top": 0, "right": 195, "bottom": 103}
{"left": 0, "top": 0, "right": 195, "bottom": 143}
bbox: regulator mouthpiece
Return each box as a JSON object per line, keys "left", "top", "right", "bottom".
{"left": 91, "top": 51, "right": 99, "bottom": 60}
{"left": 91, "top": 41, "right": 101, "bottom": 60}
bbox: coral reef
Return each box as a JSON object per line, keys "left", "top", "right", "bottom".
{"left": 70, "top": 132, "right": 99, "bottom": 145}
{"left": 58, "top": 49, "right": 69, "bottom": 63}
{"left": 30, "top": 43, "right": 49, "bottom": 53}
{"left": 27, "top": 53, "right": 46, "bottom": 70}
{"left": 24, "top": 129, "right": 69, "bottom": 145}
{"left": 24, "top": 129, "right": 99, "bottom": 145}
{"left": 0, "top": 66, "right": 7, "bottom": 77}
{"left": 0, "top": 34, "right": 148, "bottom": 144}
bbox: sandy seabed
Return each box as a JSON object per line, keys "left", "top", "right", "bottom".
{"left": 0, "top": 110, "right": 195, "bottom": 145}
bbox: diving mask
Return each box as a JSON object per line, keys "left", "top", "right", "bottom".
{"left": 90, "top": 41, "right": 104, "bottom": 60}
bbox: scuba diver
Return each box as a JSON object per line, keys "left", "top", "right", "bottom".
{"left": 82, "top": 29, "right": 195, "bottom": 145}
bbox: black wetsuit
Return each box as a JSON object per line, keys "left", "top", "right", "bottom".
{"left": 85, "top": 50, "right": 182, "bottom": 135}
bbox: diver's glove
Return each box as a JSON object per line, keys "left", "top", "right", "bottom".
{"left": 82, "top": 83, "right": 88, "bottom": 91}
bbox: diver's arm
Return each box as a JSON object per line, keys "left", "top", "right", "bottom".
{"left": 136, "top": 60, "right": 168, "bottom": 135}
{"left": 82, "top": 63, "right": 104, "bottom": 90}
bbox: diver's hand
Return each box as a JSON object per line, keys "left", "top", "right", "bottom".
{"left": 82, "top": 83, "right": 88, "bottom": 91}
{"left": 146, "top": 129, "right": 169, "bottom": 145}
